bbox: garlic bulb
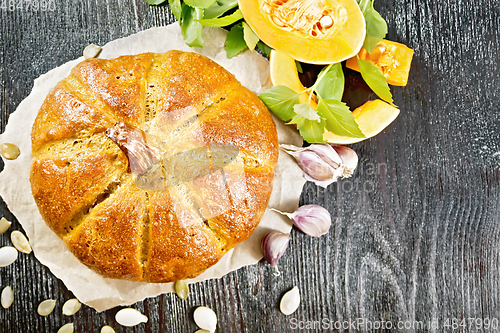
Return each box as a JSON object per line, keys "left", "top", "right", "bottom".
{"left": 271, "top": 205, "right": 331, "bottom": 237}
{"left": 261, "top": 231, "right": 290, "bottom": 271}
{"left": 280, "top": 144, "right": 358, "bottom": 188}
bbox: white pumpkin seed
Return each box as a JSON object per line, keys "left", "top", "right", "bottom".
{"left": 57, "top": 323, "right": 74, "bottom": 333}
{"left": 280, "top": 286, "right": 300, "bottom": 315}
{"left": 0, "top": 246, "right": 18, "bottom": 267}
{"left": 1, "top": 286, "right": 14, "bottom": 308}
{"left": 115, "top": 308, "right": 148, "bottom": 327}
{"left": 0, "top": 217, "right": 12, "bottom": 234}
{"left": 174, "top": 280, "right": 189, "bottom": 300}
{"left": 62, "top": 298, "right": 81, "bottom": 316}
{"left": 83, "top": 44, "right": 102, "bottom": 59}
{"left": 193, "top": 306, "right": 217, "bottom": 333}
{"left": 100, "top": 326, "right": 116, "bottom": 333}
{"left": 37, "top": 299, "right": 57, "bottom": 316}
{"left": 10, "top": 230, "right": 32, "bottom": 254}
{"left": 194, "top": 330, "right": 211, "bottom": 333}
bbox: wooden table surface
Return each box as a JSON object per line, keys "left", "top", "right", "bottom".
{"left": 1, "top": 0, "right": 499, "bottom": 332}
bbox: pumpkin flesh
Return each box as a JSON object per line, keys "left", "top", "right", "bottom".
{"left": 239, "top": 0, "right": 366, "bottom": 64}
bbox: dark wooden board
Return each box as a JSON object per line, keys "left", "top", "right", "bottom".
{"left": 1, "top": 0, "right": 499, "bottom": 332}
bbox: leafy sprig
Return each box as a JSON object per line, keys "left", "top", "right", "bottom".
{"left": 145, "top": 0, "right": 259, "bottom": 58}
{"left": 259, "top": 64, "right": 365, "bottom": 143}
{"left": 357, "top": 0, "right": 388, "bottom": 53}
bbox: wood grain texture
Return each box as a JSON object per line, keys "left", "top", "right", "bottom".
{"left": 1, "top": 0, "right": 499, "bottom": 332}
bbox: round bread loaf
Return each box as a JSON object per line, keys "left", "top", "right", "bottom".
{"left": 30, "top": 50, "right": 279, "bottom": 283}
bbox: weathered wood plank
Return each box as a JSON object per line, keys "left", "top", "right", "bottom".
{"left": 1, "top": 0, "right": 499, "bottom": 331}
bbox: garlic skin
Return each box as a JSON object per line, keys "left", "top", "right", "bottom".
{"left": 290, "top": 205, "right": 331, "bottom": 237}
{"left": 280, "top": 144, "right": 358, "bottom": 188}
{"left": 261, "top": 231, "right": 290, "bottom": 271}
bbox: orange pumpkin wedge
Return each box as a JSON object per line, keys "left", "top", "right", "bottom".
{"left": 346, "top": 39, "right": 414, "bottom": 86}
{"left": 324, "top": 99, "right": 400, "bottom": 144}
{"left": 239, "top": 0, "right": 366, "bottom": 64}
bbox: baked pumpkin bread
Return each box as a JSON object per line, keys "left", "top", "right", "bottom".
{"left": 30, "top": 50, "right": 279, "bottom": 282}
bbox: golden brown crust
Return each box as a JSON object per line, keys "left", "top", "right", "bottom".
{"left": 30, "top": 50, "right": 278, "bottom": 282}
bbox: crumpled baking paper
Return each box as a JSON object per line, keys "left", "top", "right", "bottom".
{"left": 0, "top": 24, "right": 306, "bottom": 312}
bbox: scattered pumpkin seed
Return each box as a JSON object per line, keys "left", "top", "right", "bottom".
{"left": 0, "top": 218, "right": 12, "bottom": 235}
{"left": 0, "top": 143, "right": 20, "bottom": 160}
{"left": 37, "top": 299, "right": 57, "bottom": 316}
{"left": 57, "top": 322, "right": 74, "bottom": 333}
{"left": 62, "top": 298, "right": 81, "bottom": 316}
{"left": 0, "top": 246, "right": 18, "bottom": 267}
{"left": 193, "top": 306, "right": 217, "bottom": 333}
{"left": 10, "top": 230, "right": 32, "bottom": 254}
{"left": 83, "top": 44, "right": 102, "bottom": 59}
{"left": 174, "top": 280, "right": 189, "bottom": 300}
{"left": 1, "top": 286, "right": 14, "bottom": 309}
{"left": 115, "top": 308, "right": 148, "bottom": 327}
{"left": 194, "top": 330, "right": 211, "bottom": 333}
{"left": 280, "top": 286, "right": 300, "bottom": 315}
{"left": 101, "top": 326, "right": 116, "bottom": 333}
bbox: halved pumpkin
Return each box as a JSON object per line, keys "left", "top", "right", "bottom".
{"left": 239, "top": 0, "right": 366, "bottom": 64}
{"left": 346, "top": 39, "right": 414, "bottom": 86}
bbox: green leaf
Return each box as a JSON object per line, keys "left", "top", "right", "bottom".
{"left": 293, "top": 103, "right": 321, "bottom": 121}
{"left": 204, "top": 0, "right": 238, "bottom": 19}
{"left": 168, "top": 0, "right": 182, "bottom": 22}
{"left": 295, "top": 61, "right": 303, "bottom": 74}
{"left": 259, "top": 85, "right": 300, "bottom": 121}
{"left": 197, "top": 9, "right": 242, "bottom": 27}
{"left": 184, "top": 0, "right": 216, "bottom": 9}
{"left": 358, "top": 0, "right": 387, "bottom": 53}
{"left": 256, "top": 41, "right": 272, "bottom": 57}
{"left": 181, "top": 4, "right": 204, "bottom": 48}
{"left": 242, "top": 22, "right": 259, "bottom": 51}
{"left": 224, "top": 23, "right": 248, "bottom": 58}
{"left": 315, "top": 63, "right": 345, "bottom": 100}
{"left": 146, "top": 0, "right": 168, "bottom": 5}
{"left": 317, "top": 98, "right": 365, "bottom": 138}
{"left": 357, "top": 57, "right": 393, "bottom": 104}
{"left": 288, "top": 115, "right": 325, "bottom": 143}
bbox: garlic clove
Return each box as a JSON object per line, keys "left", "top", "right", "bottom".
{"left": 38, "top": 299, "right": 57, "bottom": 316}
{"left": 62, "top": 298, "right": 82, "bottom": 316}
{"left": 0, "top": 246, "right": 18, "bottom": 267}
{"left": 174, "top": 280, "right": 189, "bottom": 300}
{"left": 57, "top": 323, "right": 74, "bottom": 333}
{"left": 0, "top": 217, "right": 12, "bottom": 235}
{"left": 100, "top": 326, "right": 116, "bottom": 333}
{"left": 11, "top": 230, "right": 32, "bottom": 254}
{"left": 261, "top": 231, "right": 290, "bottom": 271}
{"left": 280, "top": 286, "right": 300, "bottom": 315}
{"left": 193, "top": 306, "right": 217, "bottom": 333}
{"left": 1, "top": 286, "right": 14, "bottom": 309}
{"left": 331, "top": 145, "right": 358, "bottom": 177}
{"left": 296, "top": 150, "right": 336, "bottom": 181}
{"left": 306, "top": 144, "right": 342, "bottom": 169}
{"left": 291, "top": 205, "right": 332, "bottom": 237}
{"left": 115, "top": 308, "right": 148, "bottom": 327}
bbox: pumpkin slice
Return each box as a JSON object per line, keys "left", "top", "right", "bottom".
{"left": 324, "top": 99, "right": 399, "bottom": 144}
{"left": 239, "top": 0, "right": 366, "bottom": 64}
{"left": 269, "top": 49, "right": 310, "bottom": 105}
{"left": 346, "top": 39, "right": 414, "bottom": 86}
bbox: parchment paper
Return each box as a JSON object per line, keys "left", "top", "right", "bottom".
{"left": 0, "top": 24, "right": 305, "bottom": 312}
